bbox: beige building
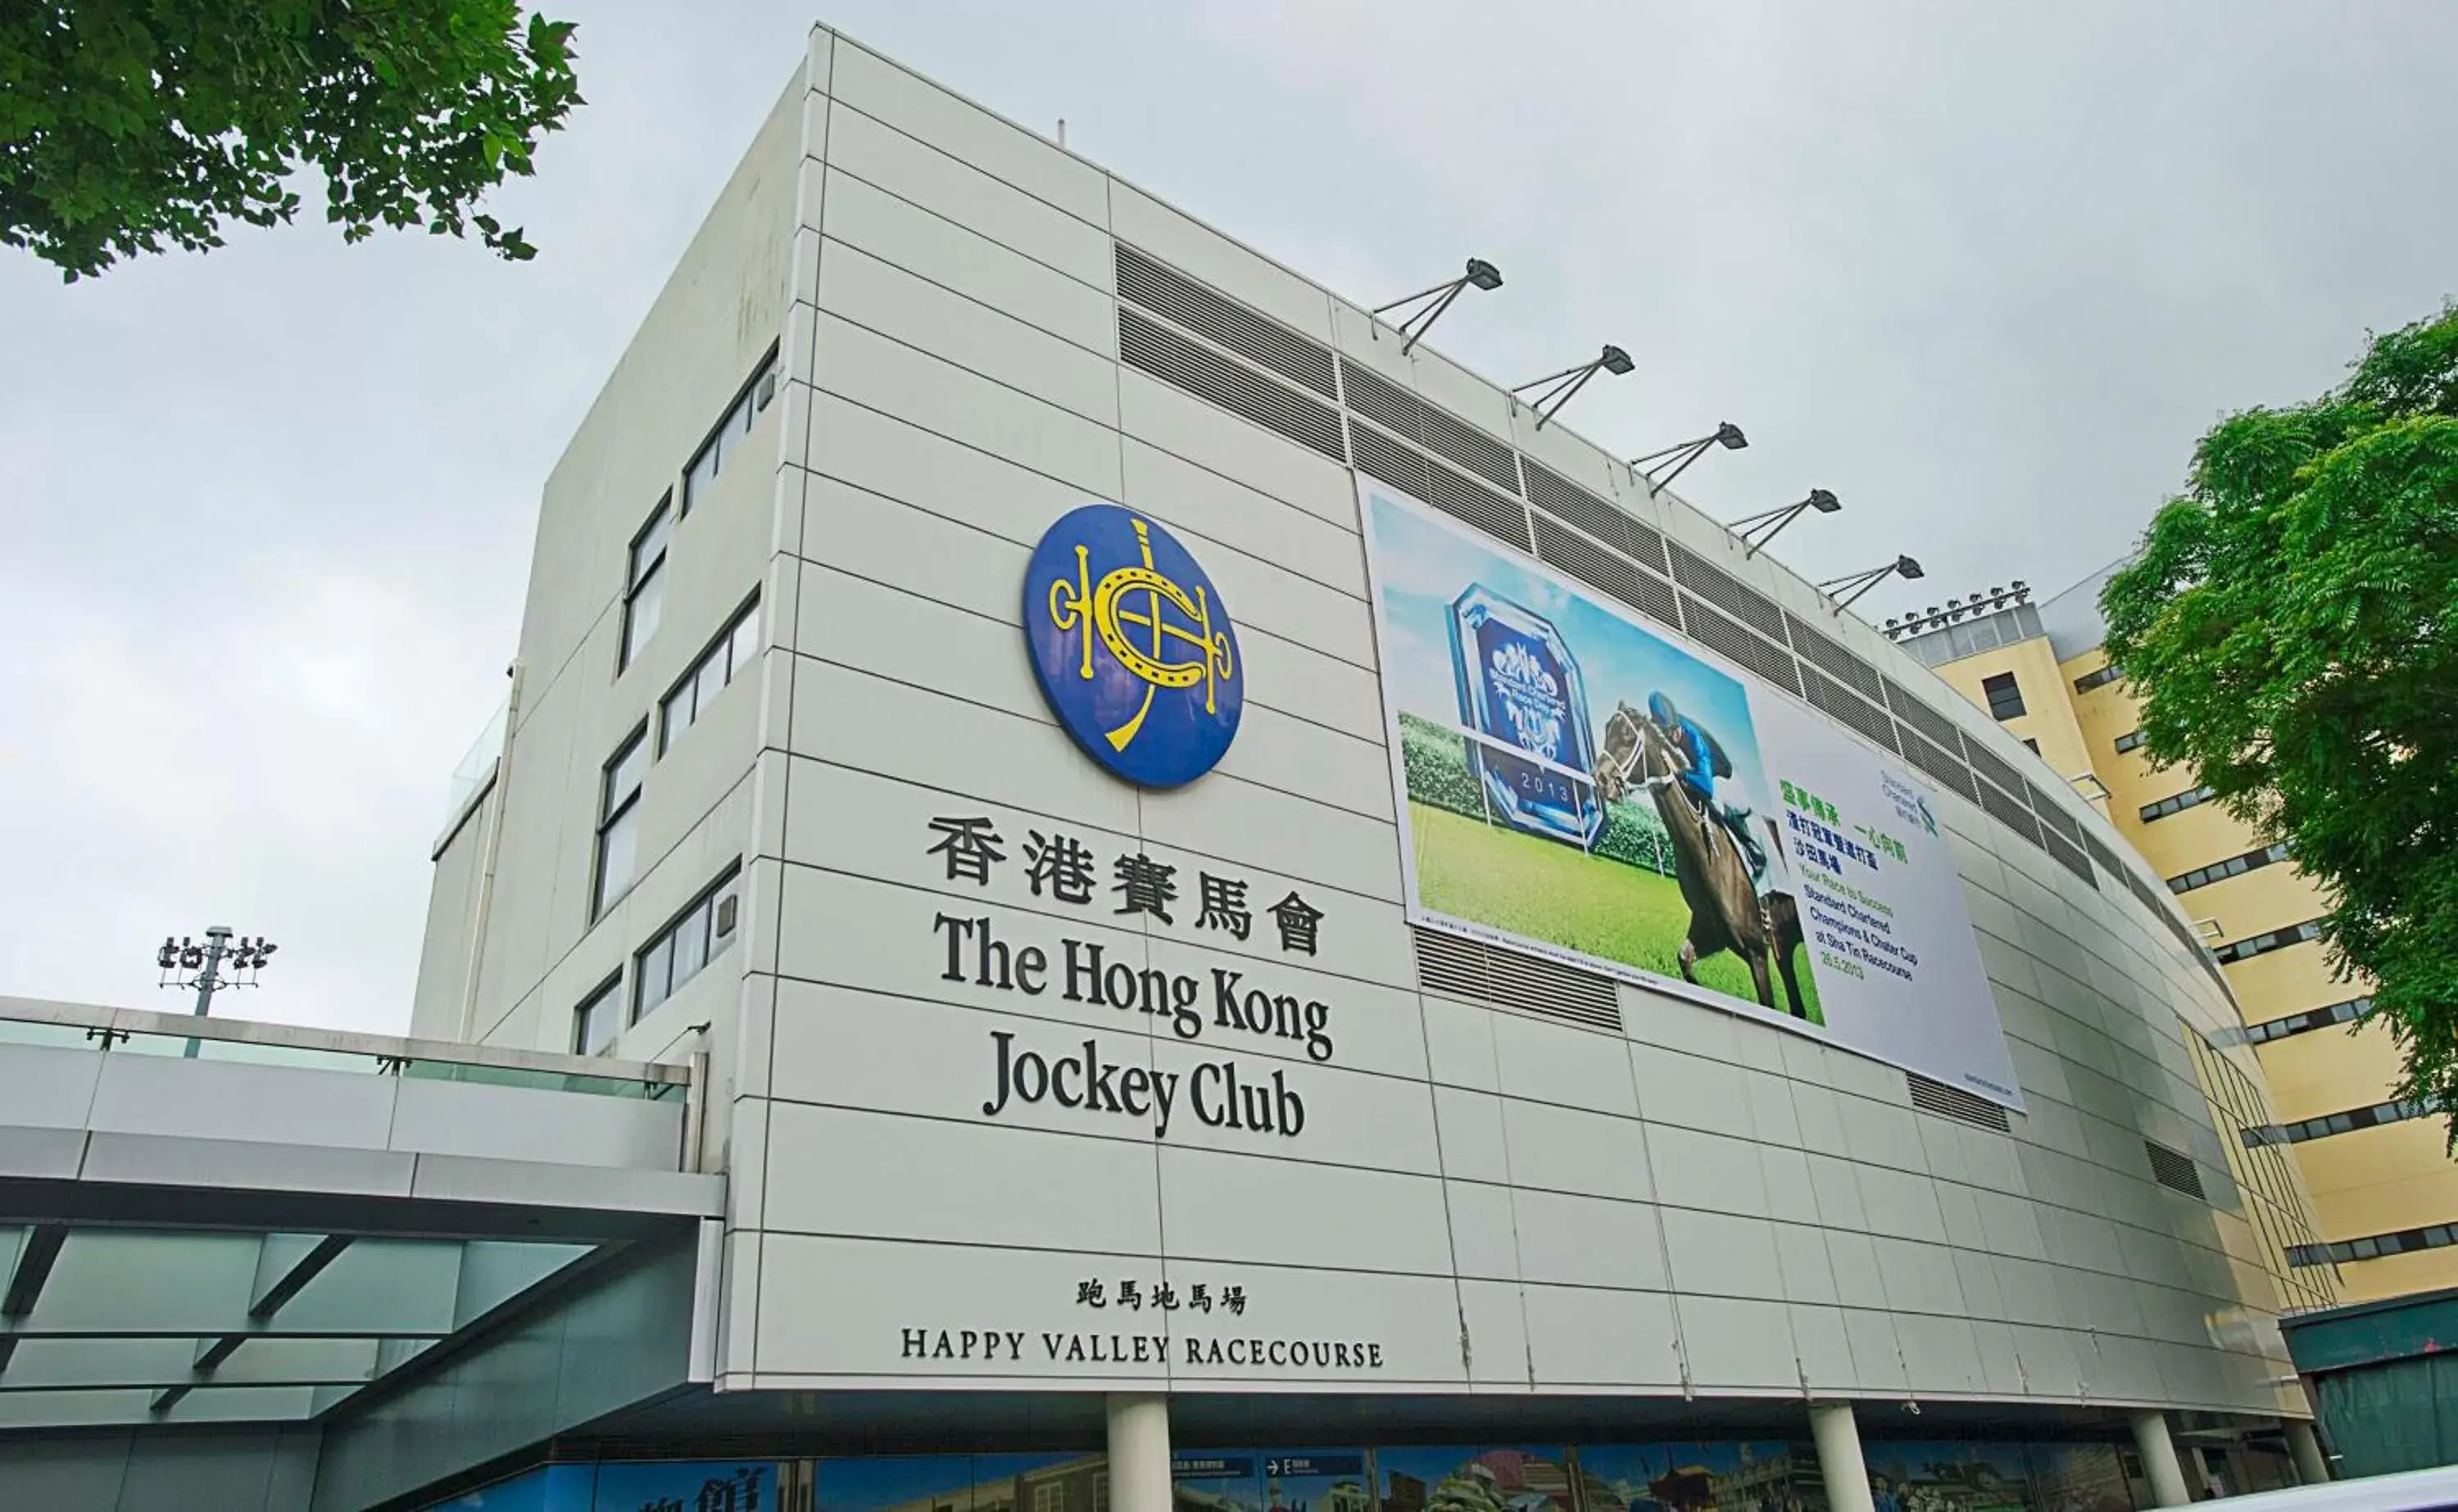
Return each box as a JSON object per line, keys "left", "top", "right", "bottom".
{"left": 1898, "top": 569, "right": 2458, "bottom": 1305}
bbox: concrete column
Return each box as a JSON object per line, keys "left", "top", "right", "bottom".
{"left": 2130, "top": 1410, "right": 2193, "bottom": 1508}
{"left": 1808, "top": 1401, "right": 1877, "bottom": 1512}
{"left": 1107, "top": 1392, "right": 1172, "bottom": 1512}
{"left": 2286, "top": 1420, "right": 2331, "bottom": 1485}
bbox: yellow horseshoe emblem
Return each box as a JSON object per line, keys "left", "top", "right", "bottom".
{"left": 1046, "top": 517, "right": 1236, "bottom": 752}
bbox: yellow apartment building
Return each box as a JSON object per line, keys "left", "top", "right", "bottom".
{"left": 1891, "top": 568, "right": 2458, "bottom": 1306}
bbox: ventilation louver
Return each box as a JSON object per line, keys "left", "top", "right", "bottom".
{"left": 2144, "top": 1139, "right": 2207, "bottom": 1200}
{"left": 1799, "top": 665, "right": 1902, "bottom": 754}
{"left": 1881, "top": 678, "right": 1969, "bottom": 758}
{"left": 1784, "top": 613, "right": 1889, "bottom": 704}
{"left": 1909, "top": 1073, "right": 2014, "bottom": 1134}
{"left": 1334, "top": 357, "right": 1520, "bottom": 491}
{"left": 2026, "top": 783, "right": 2085, "bottom": 846}
{"left": 2042, "top": 831, "right": 2097, "bottom": 889}
{"left": 1118, "top": 308, "right": 1347, "bottom": 462}
{"left": 1680, "top": 594, "right": 1803, "bottom": 697}
{"left": 1669, "top": 543, "right": 1793, "bottom": 642}
{"left": 1114, "top": 245, "right": 1337, "bottom": 398}
{"left": 1523, "top": 460, "right": 1669, "bottom": 573}
{"left": 1349, "top": 419, "right": 1529, "bottom": 551}
{"left": 1413, "top": 927, "right": 1623, "bottom": 1033}
{"left": 1964, "top": 740, "right": 2032, "bottom": 805}
{"left": 1975, "top": 779, "right": 2043, "bottom": 847}
{"left": 1532, "top": 514, "right": 1682, "bottom": 630}
{"left": 1897, "top": 726, "right": 1979, "bottom": 801}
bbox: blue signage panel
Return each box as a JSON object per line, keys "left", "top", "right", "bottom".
{"left": 1023, "top": 504, "right": 1243, "bottom": 788}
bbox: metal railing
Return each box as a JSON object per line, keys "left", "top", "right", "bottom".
{"left": 0, "top": 994, "right": 687, "bottom": 1101}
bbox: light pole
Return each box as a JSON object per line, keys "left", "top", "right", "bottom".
{"left": 156, "top": 926, "right": 277, "bottom": 1056}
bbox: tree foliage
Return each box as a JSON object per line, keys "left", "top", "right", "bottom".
{"left": 1, "top": 0, "right": 579, "bottom": 280}
{"left": 2102, "top": 305, "right": 2458, "bottom": 1139}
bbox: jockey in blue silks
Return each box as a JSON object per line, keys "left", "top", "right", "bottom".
{"left": 1647, "top": 690, "right": 1768, "bottom": 880}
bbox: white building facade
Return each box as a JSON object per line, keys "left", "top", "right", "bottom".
{"left": 403, "top": 24, "right": 2334, "bottom": 1512}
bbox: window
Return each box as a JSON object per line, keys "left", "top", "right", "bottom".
{"left": 1980, "top": 672, "right": 2026, "bottom": 721}
{"left": 594, "top": 727, "right": 648, "bottom": 917}
{"left": 2244, "top": 995, "right": 2370, "bottom": 1045}
{"left": 2020, "top": 737, "right": 2040, "bottom": 754}
{"left": 2211, "top": 918, "right": 2324, "bottom": 965}
{"left": 2140, "top": 785, "right": 2214, "bottom": 822}
{"left": 622, "top": 496, "right": 673, "bottom": 670}
{"left": 2114, "top": 729, "right": 2147, "bottom": 754}
{"left": 572, "top": 975, "right": 624, "bottom": 1056}
{"left": 2290, "top": 1222, "right": 2458, "bottom": 1269}
{"left": 1032, "top": 1485, "right": 1063, "bottom": 1512}
{"left": 634, "top": 866, "right": 743, "bottom": 1021}
{"left": 682, "top": 351, "right": 780, "bottom": 514}
{"left": 660, "top": 596, "right": 761, "bottom": 753}
{"left": 2074, "top": 663, "right": 2123, "bottom": 693}
{"left": 2247, "top": 1093, "right": 2442, "bottom": 1148}
{"left": 2169, "top": 842, "right": 2292, "bottom": 894}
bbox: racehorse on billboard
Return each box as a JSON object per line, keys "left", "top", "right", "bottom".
{"left": 1596, "top": 702, "right": 1809, "bottom": 1019}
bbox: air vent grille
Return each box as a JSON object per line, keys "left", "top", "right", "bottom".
{"left": 1524, "top": 461, "right": 1667, "bottom": 573}
{"left": 1118, "top": 309, "right": 1346, "bottom": 462}
{"left": 2082, "top": 831, "right": 2123, "bottom": 875}
{"left": 1413, "top": 927, "right": 1624, "bottom": 1033}
{"left": 1898, "top": 727, "right": 1979, "bottom": 801}
{"left": 1680, "top": 594, "right": 1803, "bottom": 696}
{"left": 1801, "top": 665, "right": 1901, "bottom": 753}
{"left": 1785, "top": 613, "right": 1888, "bottom": 704}
{"left": 1976, "top": 779, "right": 2043, "bottom": 845}
{"left": 1881, "top": 677, "right": 1969, "bottom": 758}
{"left": 1964, "top": 741, "right": 2032, "bottom": 805}
{"left": 1533, "top": 514, "right": 1682, "bottom": 631}
{"left": 1418, "top": 405, "right": 1522, "bottom": 495}
{"left": 1338, "top": 360, "right": 1419, "bottom": 438}
{"left": 1334, "top": 357, "right": 1518, "bottom": 491}
{"left": 1351, "top": 420, "right": 1529, "bottom": 551}
{"left": 1669, "top": 543, "right": 1793, "bottom": 642}
{"left": 2043, "top": 830, "right": 2098, "bottom": 889}
{"left": 2027, "top": 783, "right": 2084, "bottom": 845}
{"left": 2145, "top": 1139, "right": 2207, "bottom": 1200}
{"left": 1115, "top": 245, "right": 1337, "bottom": 398}
{"left": 1909, "top": 1073, "right": 2013, "bottom": 1133}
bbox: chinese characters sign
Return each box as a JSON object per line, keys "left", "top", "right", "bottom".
{"left": 923, "top": 814, "right": 1342, "bottom": 1140}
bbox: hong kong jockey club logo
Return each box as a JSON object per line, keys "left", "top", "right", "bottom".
{"left": 1024, "top": 504, "right": 1242, "bottom": 788}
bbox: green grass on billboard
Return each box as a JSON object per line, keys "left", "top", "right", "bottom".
{"left": 1398, "top": 715, "right": 1823, "bottom": 1025}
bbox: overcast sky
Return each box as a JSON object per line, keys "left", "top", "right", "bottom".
{"left": 2, "top": 2, "right": 2451, "bottom": 1036}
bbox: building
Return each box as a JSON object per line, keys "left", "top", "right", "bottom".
{"left": 1, "top": 22, "right": 2351, "bottom": 1510}
{"left": 1897, "top": 572, "right": 2458, "bottom": 1309}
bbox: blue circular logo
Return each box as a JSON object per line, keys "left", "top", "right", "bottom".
{"left": 1023, "top": 505, "right": 1242, "bottom": 788}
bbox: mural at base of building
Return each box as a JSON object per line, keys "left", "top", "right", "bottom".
{"left": 423, "top": 1441, "right": 2153, "bottom": 1512}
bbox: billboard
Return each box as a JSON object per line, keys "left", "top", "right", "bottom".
{"left": 1359, "top": 481, "right": 2020, "bottom": 1107}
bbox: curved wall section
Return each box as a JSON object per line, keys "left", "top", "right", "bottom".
{"left": 614, "top": 26, "right": 2327, "bottom": 1429}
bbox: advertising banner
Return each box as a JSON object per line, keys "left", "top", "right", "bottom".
{"left": 1358, "top": 481, "right": 2020, "bottom": 1107}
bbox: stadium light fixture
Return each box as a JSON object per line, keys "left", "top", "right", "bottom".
{"left": 1726, "top": 487, "right": 1839, "bottom": 558}
{"left": 1372, "top": 259, "right": 1503, "bottom": 355}
{"left": 1512, "top": 345, "right": 1633, "bottom": 430}
{"left": 1816, "top": 554, "right": 1923, "bottom": 614}
{"left": 156, "top": 926, "right": 278, "bottom": 1058}
{"left": 1630, "top": 421, "right": 1748, "bottom": 491}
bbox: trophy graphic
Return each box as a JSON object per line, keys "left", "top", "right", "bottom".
{"left": 1447, "top": 586, "right": 1604, "bottom": 848}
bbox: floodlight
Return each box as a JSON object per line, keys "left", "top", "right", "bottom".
{"left": 1726, "top": 489, "right": 1843, "bottom": 557}
{"left": 1632, "top": 420, "right": 1748, "bottom": 491}
{"left": 1816, "top": 555, "right": 1924, "bottom": 614}
{"left": 1511, "top": 345, "right": 1633, "bottom": 429}
{"left": 1372, "top": 258, "right": 1504, "bottom": 354}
